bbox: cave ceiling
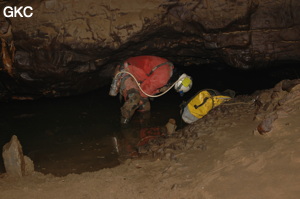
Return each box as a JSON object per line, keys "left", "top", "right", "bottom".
{"left": 0, "top": 0, "right": 299, "bottom": 99}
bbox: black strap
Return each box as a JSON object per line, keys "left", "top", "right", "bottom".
{"left": 192, "top": 89, "right": 218, "bottom": 109}
{"left": 194, "top": 97, "right": 210, "bottom": 109}
{"left": 147, "top": 61, "right": 173, "bottom": 76}
{"left": 193, "top": 96, "right": 215, "bottom": 110}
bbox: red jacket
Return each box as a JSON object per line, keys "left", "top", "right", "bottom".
{"left": 124, "top": 56, "right": 173, "bottom": 98}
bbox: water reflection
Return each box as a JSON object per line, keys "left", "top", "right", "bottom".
{"left": 0, "top": 88, "right": 182, "bottom": 176}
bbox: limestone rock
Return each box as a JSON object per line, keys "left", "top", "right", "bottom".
{"left": 255, "top": 79, "right": 300, "bottom": 134}
{"left": 165, "top": 118, "right": 177, "bottom": 135}
{"left": 0, "top": 0, "right": 299, "bottom": 99}
{"left": 2, "top": 135, "right": 25, "bottom": 177}
{"left": 257, "top": 113, "right": 278, "bottom": 134}
{"left": 24, "top": 155, "right": 35, "bottom": 175}
{"left": 2, "top": 135, "right": 34, "bottom": 177}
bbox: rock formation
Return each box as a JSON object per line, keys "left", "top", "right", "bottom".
{"left": 255, "top": 79, "right": 300, "bottom": 134}
{"left": 0, "top": 0, "right": 299, "bottom": 99}
{"left": 2, "top": 135, "right": 34, "bottom": 177}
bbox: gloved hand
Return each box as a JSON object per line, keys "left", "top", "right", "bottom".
{"left": 159, "top": 86, "right": 169, "bottom": 93}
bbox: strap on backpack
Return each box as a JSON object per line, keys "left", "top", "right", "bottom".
{"left": 147, "top": 61, "right": 173, "bottom": 76}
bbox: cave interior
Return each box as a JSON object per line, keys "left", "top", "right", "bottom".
{"left": 0, "top": 0, "right": 300, "bottom": 176}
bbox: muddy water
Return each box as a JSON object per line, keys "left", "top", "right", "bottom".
{"left": 0, "top": 87, "right": 183, "bottom": 176}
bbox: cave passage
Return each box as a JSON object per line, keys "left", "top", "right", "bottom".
{"left": 178, "top": 62, "right": 300, "bottom": 97}
{"left": 0, "top": 62, "right": 299, "bottom": 176}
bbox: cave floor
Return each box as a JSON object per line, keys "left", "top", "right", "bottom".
{"left": 1, "top": 83, "right": 300, "bottom": 198}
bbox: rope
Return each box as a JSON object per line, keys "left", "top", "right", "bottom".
{"left": 115, "top": 71, "right": 184, "bottom": 98}
{"left": 220, "top": 101, "right": 255, "bottom": 106}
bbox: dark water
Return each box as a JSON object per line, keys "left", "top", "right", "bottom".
{"left": 0, "top": 86, "right": 184, "bottom": 176}
{"left": 1, "top": 63, "right": 298, "bottom": 176}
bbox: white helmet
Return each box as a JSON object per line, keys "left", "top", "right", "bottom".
{"left": 174, "top": 73, "right": 192, "bottom": 95}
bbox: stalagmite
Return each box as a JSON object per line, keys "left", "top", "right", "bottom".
{"left": 2, "top": 135, "right": 34, "bottom": 177}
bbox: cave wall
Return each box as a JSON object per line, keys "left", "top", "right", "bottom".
{"left": 0, "top": 0, "right": 299, "bottom": 98}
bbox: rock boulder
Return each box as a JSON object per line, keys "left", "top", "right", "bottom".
{"left": 2, "top": 135, "right": 34, "bottom": 177}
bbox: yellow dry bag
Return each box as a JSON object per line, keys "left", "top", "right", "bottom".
{"left": 181, "top": 89, "right": 234, "bottom": 123}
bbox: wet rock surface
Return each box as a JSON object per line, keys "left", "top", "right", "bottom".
{"left": 0, "top": 0, "right": 299, "bottom": 99}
